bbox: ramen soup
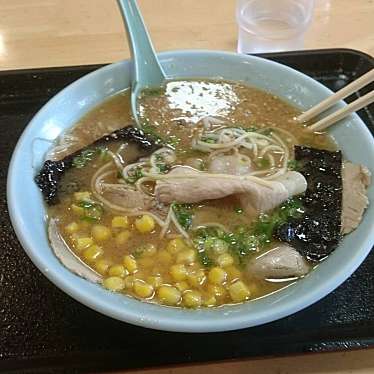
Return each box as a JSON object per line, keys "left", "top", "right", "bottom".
{"left": 36, "top": 79, "right": 371, "bottom": 308}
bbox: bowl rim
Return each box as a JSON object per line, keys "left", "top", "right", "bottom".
{"left": 7, "top": 49, "right": 374, "bottom": 332}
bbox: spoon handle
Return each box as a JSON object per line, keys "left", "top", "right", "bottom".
{"left": 117, "top": 0, "right": 166, "bottom": 88}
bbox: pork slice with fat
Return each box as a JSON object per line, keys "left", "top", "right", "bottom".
{"left": 246, "top": 244, "right": 310, "bottom": 280}
{"left": 155, "top": 167, "right": 307, "bottom": 214}
{"left": 101, "top": 184, "right": 154, "bottom": 210}
{"left": 342, "top": 162, "right": 371, "bottom": 234}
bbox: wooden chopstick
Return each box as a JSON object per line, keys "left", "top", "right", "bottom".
{"left": 297, "top": 68, "right": 374, "bottom": 124}
{"left": 307, "top": 90, "right": 374, "bottom": 132}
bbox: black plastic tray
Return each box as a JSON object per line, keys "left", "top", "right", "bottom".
{"left": 1, "top": 49, "right": 373, "bottom": 374}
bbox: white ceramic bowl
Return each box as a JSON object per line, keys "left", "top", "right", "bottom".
{"left": 7, "top": 50, "right": 374, "bottom": 332}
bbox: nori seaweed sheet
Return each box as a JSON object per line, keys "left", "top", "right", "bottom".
{"left": 276, "top": 146, "right": 342, "bottom": 261}
{"left": 35, "top": 126, "right": 159, "bottom": 205}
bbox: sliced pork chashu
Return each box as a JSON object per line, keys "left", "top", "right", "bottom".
{"left": 246, "top": 244, "right": 310, "bottom": 279}
{"left": 100, "top": 184, "right": 154, "bottom": 210}
{"left": 155, "top": 166, "right": 307, "bottom": 214}
{"left": 342, "top": 162, "right": 371, "bottom": 234}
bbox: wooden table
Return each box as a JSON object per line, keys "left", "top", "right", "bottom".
{"left": 1, "top": 0, "right": 374, "bottom": 373}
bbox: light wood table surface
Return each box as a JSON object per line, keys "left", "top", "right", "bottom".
{"left": 1, "top": 0, "right": 374, "bottom": 373}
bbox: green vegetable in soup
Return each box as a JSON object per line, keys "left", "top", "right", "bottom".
{"left": 201, "top": 137, "right": 216, "bottom": 144}
{"left": 193, "top": 227, "right": 219, "bottom": 268}
{"left": 72, "top": 146, "right": 109, "bottom": 168}
{"left": 141, "top": 122, "right": 165, "bottom": 145}
{"left": 193, "top": 198, "right": 305, "bottom": 266}
{"left": 287, "top": 159, "right": 302, "bottom": 171}
{"left": 156, "top": 163, "right": 170, "bottom": 173}
{"left": 252, "top": 198, "right": 304, "bottom": 245}
{"left": 255, "top": 158, "right": 270, "bottom": 169}
{"left": 197, "top": 248, "right": 214, "bottom": 268}
{"left": 165, "top": 135, "right": 181, "bottom": 148}
{"left": 124, "top": 166, "right": 144, "bottom": 184}
{"left": 172, "top": 203, "right": 194, "bottom": 231}
{"left": 72, "top": 149, "right": 97, "bottom": 168}
{"left": 78, "top": 200, "right": 103, "bottom": 222}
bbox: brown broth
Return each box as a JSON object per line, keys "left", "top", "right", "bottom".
{"left": 138, "top": 80, "right": 336, "bottom": 151}
{"left": 47, "top": 79, "right": 335, "bottom": 308}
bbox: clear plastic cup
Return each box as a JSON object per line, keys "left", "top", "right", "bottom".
{"left": 236, "top": 0, "right": 315, "bottom": 54}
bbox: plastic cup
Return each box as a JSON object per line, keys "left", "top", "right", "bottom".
{"left": 236, "top": 0, "right": 315, "bottom": 54}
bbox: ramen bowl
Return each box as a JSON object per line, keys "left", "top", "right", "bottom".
{"left": 7, "top": 50, "right": 374, "bottom": 332}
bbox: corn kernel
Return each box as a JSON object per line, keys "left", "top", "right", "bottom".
{"left": 147, "top": 275, "right": 162, "bottom": 288}
{"left": 167, "top": 238, "right": 187, "bottom": 254}
{"left": 91, "top": 225, "right": 111, "bottom": 242}
{"left": 207, "top": 284, "right": 226, "bottom": 298}
{"left": 175, "top": 281, "right": 189, "bottom": 292}
{"left": 170, "top": 264, "right": 188, "bottom": 281}
{"left": 115, "top": 230, "right": 132, "bottom": 246}
{"left": 138, "top": 257, "right": 154, "bottom": 268}
{"left": 157, "top": 285, "right": 181, "bottom": 306}
{"left": 83, "top": 244, "right": 103, "bottom": 262}
{"left": 74, "top": 191, "right": 91, "bottom": 202}
{"left": 94, "top": 258, "right": 112, "bottom": 275}
{"left": 108, "top": 264, "right": 127, "bottom": 278}
{"left": 208, "top": 267, "right": 227, "bottom": 285}
{"left": 71, "top": 204, "right": 84, "bottom": 216}
{"left": 228, "top": 280, "right": 251, "bottom": 302}
{"left": 76, "top": 237, "right": 94, "bottom": 251}
{"left": 112, "top": 215, "right": 129, "bottom": 228}
{"left": 135, "top": 215, "right": 155, "bottom": 233}
{"left": 65, "top": 222, "right": 79, "bottom": 234}
{"left": 225, "top": 265, "right": 241, "bottom": 282}
{"left": 183, "top": 290, "right": 202, "bottom": 308}
{"left": 187, "top": 269, "right": 206, "bottom": 288}
{"left": 157, "top": 250, "right": 172, "bottom": 264}
{"left": 124, "top": 275, "right": 135, "bottom": 289}
{"left": 123, "top": 255, "right": 137, "bottom": 273}
{"left": 216, "top": 253, "right": 234, "bottom": 267}
{"left": 203, "top": 294, "right": 217, "bottom": 307}
{"left": 176, "top": 249, "right": 196, "bottom": 264}
{"left": 103, "top": 276, "right": 125, "bottom": 291}
{"left": 133, "top": 279, "right": 154, "bottom": 298}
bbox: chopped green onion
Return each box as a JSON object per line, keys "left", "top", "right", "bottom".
{"left": 197, "top": 248, "right": 214, "bottom": 268}
{"left": 156, "top": 163, "right": 169, "bottom": 173}
{"left": 287, "top": 159, "right": 302, "bottom": 171}
{"left": 256, "top": 158, "right": 270, "bottom": 169}
{"left": 72, "top": 147, "right": 109, "bottom": 168}
{"left": 124, "top": 166, "right": 144, "bottom": 184}
{"left": 78, "top": 200, "right": 103, "bottom": 222}
{"left": 72, "top": 149, "right": 97, "bottom": 168}
{"left": 165, "top": 135, "right": 181, "bottom": 148}
{"left": 172, "top": 203, "right": 194, "bottom": 230}
{"left": 202, "top": 137, "right": 216, "bottom": 144}
{"left": 192, "top": 198, "right": 304, "bottom": 266}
